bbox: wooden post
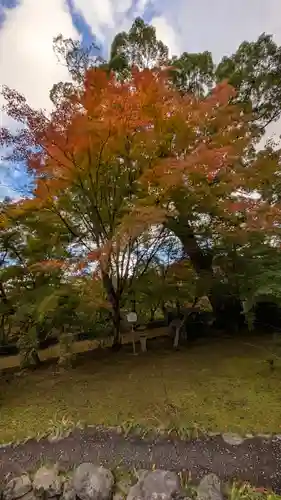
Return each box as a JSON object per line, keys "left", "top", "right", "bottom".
{"left": 132, "top": 325, "right": 136, "bottom": 355}
{"left": 127, "top": 312, "right": 138, "bottom": 355}
{"left": 140, "top": 334, "right": 147, "bottom": 353}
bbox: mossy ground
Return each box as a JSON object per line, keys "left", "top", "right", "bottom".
{"left": 0, "top": 335, "right": 280, "bottom": 444}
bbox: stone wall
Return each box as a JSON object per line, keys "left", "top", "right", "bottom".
{"left": 1, "top": 463, "right": 229, "bottom": 500}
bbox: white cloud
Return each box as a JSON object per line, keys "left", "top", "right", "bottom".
{"left": 72, "top": 0, "right": 130, "bottom": 45}
{"left": 149, "top": 0, "right": 281, "bottom": 61}
{"left": 0, "top": 0, "right": 80, "bottom": 123}
{"left": 150, "top": 16, "right": 180, "bottom": 56}
{"left": 148, "top": 0, "right": 281, "bottom": 142}
{"left": 263, "top": 0, "right": 281, "bottom": 45}
{"left": 2, "top": 0, "right": 281, "bottom": 118}
{"left": 135, "top": 0, "right": 150, "bottom": 16}
{"left": 71, "top": 0, "right": 152, "bottom": 54}
{"left": 70, "top": 0, "right": 281, "bottom": 69}
{"left": 0, "top": 0, "right": 80, "bottom": 198}
{"left": 71, "top": 0, "right": 114, "bottom": 42}
{"left": 1, "top": 0, "right": 281, "bottom": 138}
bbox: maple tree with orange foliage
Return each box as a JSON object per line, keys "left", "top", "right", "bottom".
{"left": 1, "top": 66, "right": 281, "bottom": 343}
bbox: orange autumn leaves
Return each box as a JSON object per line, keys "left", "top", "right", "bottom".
{"left": 26, "top": 68, "right": 245, "bottom": 196}
{"left": 1, "top": 66, "right": 273, "bottom": 274}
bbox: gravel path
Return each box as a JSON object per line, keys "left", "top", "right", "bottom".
{"left": 0, "top": 427, "right": 280, "bottom": 492}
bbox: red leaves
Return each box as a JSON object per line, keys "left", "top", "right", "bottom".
{"left": 29, "top": 259, "right": 65, "bottom": 272}
{"left": 87, "top": 249, "right": 102, "bottom": 261}
{"left": 1, "top": 64, "right": 270, "bottom": 272}
{"left": 228, "top": 201, "right": 249, "bottom": 213}
{"left": 1, "top": 68, "right": 247, "bottom": 214}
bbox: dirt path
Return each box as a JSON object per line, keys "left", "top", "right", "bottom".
{"left": 0, "top": 427, "right": 280, "bottom": 492}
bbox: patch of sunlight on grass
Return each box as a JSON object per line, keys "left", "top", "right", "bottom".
{"left": 0, "top": 336, "right": 280, "bottom": 443}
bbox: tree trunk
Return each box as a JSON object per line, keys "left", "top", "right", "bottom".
{"left": 210, "top": 292, "right": 244, "bottom": 332}
{"left": 150, "top": 308, "right": 156, "bottom": 322}
{"left": 30, "top": 350, "right": 41, "bottom": 368}
{"left": 173, "top": 326, "right": 180, "bottom": 349}
{"left": 140, "top": 334, "right": 147, "bottom": 352}
{"left": 166, "top": 216, "right": 242, "bottom": 331}
{"left": 167, "top": 216, "right": 213, "bottom": 274}
{"left": 0, "top": 315, "right": 5, "bottom": 345}
{"left": 58, "top": 327, "right": 75, "bottom": 369}
{"left": 161, "top": 301, "right": 168, "bottom": 322}
{"left": 101, "top": 271, "right": 122, "bottom": 349}
{"left": 0, "top": 281, "right": 15, "bottom": 315}
{"left": 112, "top": 304, "right": 122, "bottom": 347}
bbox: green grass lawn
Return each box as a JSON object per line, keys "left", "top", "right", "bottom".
{"left": 0, "top": 336, "right": 280, "bottom": 444}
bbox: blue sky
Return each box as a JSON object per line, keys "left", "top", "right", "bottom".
{"left": 1, "top": 0, "right": 281, "bottom": 199}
